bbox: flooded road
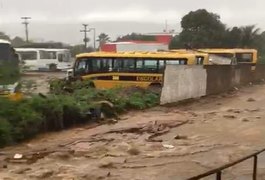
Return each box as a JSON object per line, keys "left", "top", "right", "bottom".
{"left": 1, "top": 83, "right": 265, "bottom": 179}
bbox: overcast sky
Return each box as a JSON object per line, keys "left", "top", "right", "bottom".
{"left": 0, "top": 0, "right": 264, "bottom": 44}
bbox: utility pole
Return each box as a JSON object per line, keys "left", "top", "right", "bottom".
{"left": 80, "top": 24, "right": 89, "bottom": 48}
{"left": 21, "top": 17, "right": 31, "bottom": 43}
{"left": 88, "top": 28, "right": 96, "bottom": 50}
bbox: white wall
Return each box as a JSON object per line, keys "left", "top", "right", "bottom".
{"left": 116, "top": 44, "right": 168, "bottom": 52}
{"left": 160, "top": 65, "right": 207, "bottom": 105}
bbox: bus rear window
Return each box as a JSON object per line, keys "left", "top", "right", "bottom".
{"left": 236, "top": 53, "right": 253, "bottom": 62}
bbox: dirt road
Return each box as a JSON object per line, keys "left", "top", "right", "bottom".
{"left": 1, "top": 83, "right": 265, "bottom": 180}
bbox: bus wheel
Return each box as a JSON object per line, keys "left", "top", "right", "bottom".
{"left": 147, "top": 84, "right": 162, "bottom": 94}
{"left": 49, "top": 64, "right": 57, "bottom": 71}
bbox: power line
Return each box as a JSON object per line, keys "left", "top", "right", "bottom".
{"left": 21, "top": 17, "right": 31, "bottom": 43}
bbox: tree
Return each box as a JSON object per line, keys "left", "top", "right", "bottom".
{"left": 171, "top": 9, "right": 226, "bottom": 49}
{"left": 11, "top": 36, "right": 26, "bottom": 47}
{"left": 240, "top": 25, "right": 260, "bottom": 48}
{"left": 97, "top": 33, "right": 110, "bottom": 46}
{"left": 70, "top": 44, "right": 94, "bottom": 57}
{"left": 223, "top": 27, "right": 242, "bottom": 48}
{"left": 116, "top": 33, "right": 156, "bottom": 42}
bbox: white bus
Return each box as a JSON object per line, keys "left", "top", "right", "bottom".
{"left": 15, "top": 48, "right": 73, "bottom": 71}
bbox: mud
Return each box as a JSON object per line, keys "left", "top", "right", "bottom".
{"left": 1, "top": 83, "right": 265, "bottom": 179}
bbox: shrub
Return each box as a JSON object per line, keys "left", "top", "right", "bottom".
{"left": 0, "top": 119, "right": 12, "bottom": 147}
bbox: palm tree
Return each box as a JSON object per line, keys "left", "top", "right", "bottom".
{"left": 97, "top": 33, "right": 110, "bottom": 46}
{"left": 241, "top": 25, "right": 260, "bottom": 48}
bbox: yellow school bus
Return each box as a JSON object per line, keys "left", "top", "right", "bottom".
{"left": 170, "top": 48, "right": 257, "bottom": 65}
{"left": 73, "top": 51, "right": 205, "bottom": 89}
{"left": 198, "top": 48, "right": 258, "bottom": 64}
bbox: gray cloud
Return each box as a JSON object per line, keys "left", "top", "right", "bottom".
{"left": 0, "top": 0, "right": 264, "bottom": 44}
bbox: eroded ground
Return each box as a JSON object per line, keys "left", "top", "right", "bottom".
{"left": 1, "top": 83, "right": 265, "bottom": 180}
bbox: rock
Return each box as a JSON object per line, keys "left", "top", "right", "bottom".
{"left": 247, "top": 98, "right": 256, "bottom": 102}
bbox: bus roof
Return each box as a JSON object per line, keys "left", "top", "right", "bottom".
{"left": 0, "top": 39, "right": 11, "bottom": 44}
{"left": 166, "top": 49, "right": 209, "bottom": 56}
{"left": 15, "top": 48, "right": 69, "bottom": 52}
{"left": 197, "top": 48, "right": 257, "bottom": 54}
{"left": 76, "top": 51, "right": 195, "bottom": 59}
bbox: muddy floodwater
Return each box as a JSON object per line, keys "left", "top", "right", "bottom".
{"left": 1, "top": 81, "right": 265, "bottom": 179}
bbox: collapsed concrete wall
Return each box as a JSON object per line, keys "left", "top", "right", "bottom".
{"left": 160, "top": 65, "right": 207, "bottom": 105}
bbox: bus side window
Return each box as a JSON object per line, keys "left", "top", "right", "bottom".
{"left": 123, "top": 59, "right": 135, "bottom": 72}
{"left": 113, "top": 59, "right": 122, "bottom": 72}
{"left": 144, "top": 60, "right": 158, "bottom": 72}
{"left": 91, "top": 59, "right": 101, "bottom": 72}
{"left": 159, "top": 60, "right": 165, "bottom": 72}
{"left": 136, "top": 59, "right": 144, "bottom": 72}
{"left": 101, "top": 59, "right": 112, "bottom": 72}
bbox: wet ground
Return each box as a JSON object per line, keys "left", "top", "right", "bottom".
{"left": 1, "top": 82, "right": 265, "bottom": 179}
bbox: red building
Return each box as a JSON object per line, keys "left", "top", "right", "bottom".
{"left": 100, "top": 33, "right": 174, "bottom": 52}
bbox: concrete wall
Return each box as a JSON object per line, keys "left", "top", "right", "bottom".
{"left": 205, "top": 65, "right": 234, "bottom": 95}
{"left": 160, "top": 65, "right": 207, "bottom": 105}
{"left": 254, "top": 64, "right": 265, "bottom": 81}
{"left": 160, "top": 64, "right": 265, "bottom": 105}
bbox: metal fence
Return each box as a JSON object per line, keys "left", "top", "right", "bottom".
{"left": 187, "top": 148, "right": 265, "bottom": 180}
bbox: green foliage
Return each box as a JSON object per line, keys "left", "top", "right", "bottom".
{"left": 0, "top": 119, "right": 12, "bottom": 147}
{"left": 179, "top": 9, "right": 226, "bottom": 48}
{"left": 0, "top": 79, "right": 160, "bottom": 147}
{"left": 117, "top": 33, "right": 156, "bottom": 42}
{"left": 97, "top": 33, "right": 111, "bottom": 45}
{"left": 169, "top": 9, "right": 263, "bottom": 50}
{"left": 69, "top": 44, "right": 94, "bottom": 57}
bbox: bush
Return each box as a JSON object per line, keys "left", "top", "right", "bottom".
{"left": 0, "top": 119, "right": 12, "bottom": 147}
{"left": 0, "top": 80, "right": 160, "bottom": 147}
